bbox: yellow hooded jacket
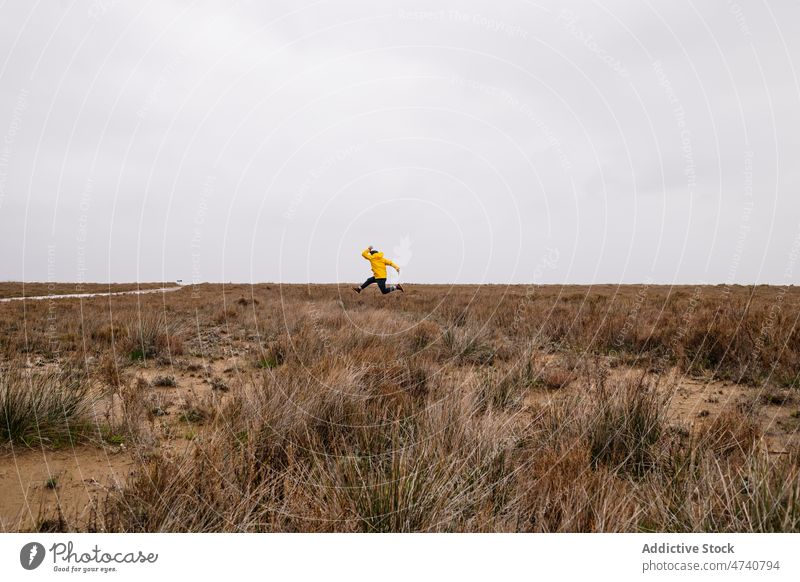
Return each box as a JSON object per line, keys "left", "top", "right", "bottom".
{"left": 362, "top": 248, "right": 398, "bottom": 279}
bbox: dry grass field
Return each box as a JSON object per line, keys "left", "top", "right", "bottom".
{"left": 1, "top": 282, "right": 799, "bottom": 532}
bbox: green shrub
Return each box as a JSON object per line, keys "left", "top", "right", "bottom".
{"left": 584, "top": 375, "right": 670, "bottom": 478}
{"left": 0, "top": 368, "right": 92, "bottom": 447}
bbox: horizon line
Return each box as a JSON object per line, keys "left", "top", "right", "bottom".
{"left": 2, "top": 280, "right": 795, "bottom": 287}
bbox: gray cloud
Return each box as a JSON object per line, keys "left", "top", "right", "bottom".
{"left": 0, "top": 0, "right": 798, "bottom": 285}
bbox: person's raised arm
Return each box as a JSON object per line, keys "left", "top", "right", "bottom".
{"left": 361, "top": 246, "right": 373, "bottom": 260}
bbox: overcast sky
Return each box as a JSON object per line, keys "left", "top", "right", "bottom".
{"left": 1, "top": 0, "right": 798, "bottom": 285}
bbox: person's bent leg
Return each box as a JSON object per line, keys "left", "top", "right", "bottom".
{"left": 376, "top": 278, "right": 395, "bottom": 294}
{"left": 353, "top": 277, "right": 376, "bottom": 293}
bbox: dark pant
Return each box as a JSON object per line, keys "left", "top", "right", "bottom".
{"left": 360, "top": 277, "right": 395, "bottom": 294}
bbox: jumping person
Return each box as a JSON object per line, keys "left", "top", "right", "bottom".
{"left": 352, "top": 246, "right": 404, "bottom": 294}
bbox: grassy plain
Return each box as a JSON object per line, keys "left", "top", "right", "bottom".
{"left": 1, "top": 282, "right": 798, "bottom": 532}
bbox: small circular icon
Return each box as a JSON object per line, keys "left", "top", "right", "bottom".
{"left": 20, "top": 542, "right": 46, "bottom": 570}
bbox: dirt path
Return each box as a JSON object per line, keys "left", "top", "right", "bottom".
{"left": 0, "top": 447, "right": 135, "bottom": 531}
{"left": 0, "top": 286, "right": 183, "bottom": 303}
